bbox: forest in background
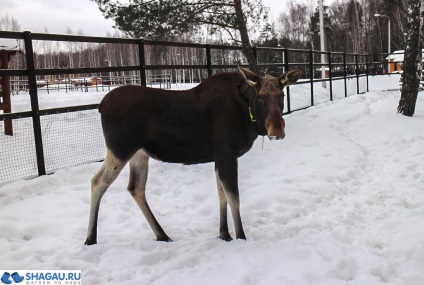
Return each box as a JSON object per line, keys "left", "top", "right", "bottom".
{"left": 0, "top": 0, "right": 414, "bottom": 83}
{"left": 277, "top": 0, "right": 410, "bottom": 57}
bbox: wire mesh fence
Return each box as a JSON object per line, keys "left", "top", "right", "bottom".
{"left": 0, "top": 116, "right": 38, "bottom": 183}
{"left": 0, "top": 109, "right": 105, "bottom": 184}
{"left": 40, "top": 109, "right": 105, "bottom": 174}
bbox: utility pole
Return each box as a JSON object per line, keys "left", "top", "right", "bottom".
{"left": 319, "top": 0, "right": 326, "bottom": 87}
{"left": 374, "top": 13, "right": 391, "bottom": 71}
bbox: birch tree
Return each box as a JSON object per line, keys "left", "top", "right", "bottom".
{"left": 397, "top": 0, "right": 423, "bottom": 116}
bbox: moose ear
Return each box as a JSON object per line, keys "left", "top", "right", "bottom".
{"left": 279, "top": 67, "right": 303, "bottom": 87}
{"left": 238, "top": 66, "right": 260, "bottom": 87}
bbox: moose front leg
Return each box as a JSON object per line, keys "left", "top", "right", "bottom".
{"left": 215, "top": 165, "right": 232, "bottom": 241}
{"left": 215, "top": 156, "right": 246, "bottom": 240}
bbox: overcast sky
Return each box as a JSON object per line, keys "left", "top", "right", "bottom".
{"left": 0, "top": 0, "right": 326, "bottom": 38}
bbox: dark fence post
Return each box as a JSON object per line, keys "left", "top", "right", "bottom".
{"left": 0, "top": 49, "right": 13, "bottom": 135}
{"left": 343, "top": 52, "right": 347, "bottom": 97}
{"left": 138, "top": 39, "right": 147, "bottom": 86}
{"left": 328, "top": 51, "right": 333, "bottom": 101}
{"left": 23, "top": 31, "right": 46, "bottom": 176}
{"left": 365, "top": 54, "right": 369, "bottom": 92}
{"left": 284, "top": 48, "right": 291, "bottom": 114}
{"left": 309, "top": 49, "right": 314, "bottom": 107}
{"left": 252, "top": 46, "right": 257, "bottom": 60}
{"left": 355, "top": 53, "right": 359, "bottom": 94}
{"left": 206, "top": 45, "right": 212, "bottom": 77}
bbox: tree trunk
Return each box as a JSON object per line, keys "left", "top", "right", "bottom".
{"left": 422, "top": 0, "right": 424, "bottom": 48}
{"left": 397, "top": 0, "right": 423, "bottom": 116}
{"left": 234, "top": 0, "right": 259, "bottom": 74}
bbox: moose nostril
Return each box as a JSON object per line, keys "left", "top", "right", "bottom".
{"left": 266, "top": 127, "right": 286, "bottom": 140}
{"left": 268, "top": 135, "right": 285, "bottom": 141}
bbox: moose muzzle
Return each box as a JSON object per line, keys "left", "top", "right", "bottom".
{"left": 265, "top": 114, "right": 286, "bottom": 140}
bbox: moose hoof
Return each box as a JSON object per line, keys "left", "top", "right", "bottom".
{"left": 218, "top": 232, "right": 233, "bottom": 242}
{"left": 156, "top": 236, "right": 173, "bottom": 242}
{"left": 84, "top": 238, "right": 97, "bottom": 246}
{"left": 236, "top": 233, "right": 247, "bottom": 240}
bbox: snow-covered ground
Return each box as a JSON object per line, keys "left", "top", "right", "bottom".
{"left": 1, "top": 74, "right": 424, "bottom": 285}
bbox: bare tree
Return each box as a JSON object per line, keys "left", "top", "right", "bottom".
{"left": 278, "top": 1, "right": 312, "bottom": 49}
{"left": 0, "top": 14, "right": 21, "bottom": 31}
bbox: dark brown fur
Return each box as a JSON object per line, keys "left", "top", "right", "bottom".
{"left": 99, "top": 72, "right": 257, "bottom": 164}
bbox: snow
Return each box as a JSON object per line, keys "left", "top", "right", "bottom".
{"left": 1, "top": 74, "right": 424, "bottom": 285}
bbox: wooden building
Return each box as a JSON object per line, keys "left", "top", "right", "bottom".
{"left": 387, "top": 49, "right": 424, "bottom": 73}
{"left": 390, "top": 49, "right": 424, "bottom": 90}
{"left": 0, "top": 39, "right": 21, "bottom": 135}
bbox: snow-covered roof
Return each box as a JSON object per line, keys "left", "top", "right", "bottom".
{"left": 0, "top": 39, "right": 19, "bottom": 51}
{"left": 387, "top": 49, "right": 424, "bottom": 62}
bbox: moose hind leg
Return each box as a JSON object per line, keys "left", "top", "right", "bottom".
{"left": 85, "top": 149, "right": 127, "bottom": 245}
{"left": 215, "top": 165, "right": 232, "bottom": 241}
{"left": 127, "top": 149, "right": 172, "bottom": 242}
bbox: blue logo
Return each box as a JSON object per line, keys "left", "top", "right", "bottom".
{"left": 1, "top": 272, "right": 24, "bottom": 284}
{"left": 1, "top": 271, "right": 81, "bottom": 284}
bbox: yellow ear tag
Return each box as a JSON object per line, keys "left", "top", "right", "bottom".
{"left": 249, "top": 107, "right": 256, "bottom": 122}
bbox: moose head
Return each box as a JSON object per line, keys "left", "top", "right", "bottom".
{"left": 239, "top": 66, "right": 303, "bottom": 140}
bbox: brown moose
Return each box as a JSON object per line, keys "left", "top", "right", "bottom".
{"left": 85, "top": 66, "right": 302, "bottom": 245}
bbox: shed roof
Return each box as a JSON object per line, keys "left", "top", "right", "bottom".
{"left": 0, "top": 39, "right": 19, "bottom": 51}
{"left": 387, "top": 49, "right": 424, "bottom": 62}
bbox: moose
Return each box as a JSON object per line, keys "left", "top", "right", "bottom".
{"left": 85, "top": 66, "right": 302, "bottom": 245}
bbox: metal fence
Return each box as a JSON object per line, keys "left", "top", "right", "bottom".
{"left": 0, "top": 31, "right": 374, "bottom": 184}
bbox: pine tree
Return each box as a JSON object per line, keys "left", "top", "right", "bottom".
{"left": 397, "top": 0, "right": 423, "bottom": 116}
{"left": 92, "top": 0, "right": 268, "bottom": 73}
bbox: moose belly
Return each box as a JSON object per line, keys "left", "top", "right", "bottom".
{"left": 143, "top": 138, "right": 214, "bottom": 165}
